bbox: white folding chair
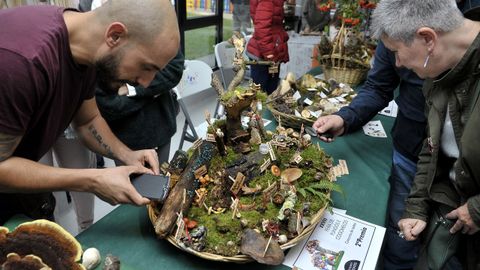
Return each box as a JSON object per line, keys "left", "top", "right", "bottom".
{"left": 175, "top": 60, "right": 213, "bottom": 150}
{"left": 214, "top": 41, "right": 236, "bottom": 91}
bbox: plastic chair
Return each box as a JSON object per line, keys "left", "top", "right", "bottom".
{"left": 175, "top": 60, "right": 213, "bottom": 150}
{"left": 214, "top": 41, "right": 236, "bottom": 91}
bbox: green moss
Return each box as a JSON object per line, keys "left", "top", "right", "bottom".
{"left": 207, "top": 119, "right": 227, "bottom": 134}
{"left": 256, "top": 91, "right": 268, "bottom": 103}
{"left": 183, "top": 142, "right": 340, "bottom": 256}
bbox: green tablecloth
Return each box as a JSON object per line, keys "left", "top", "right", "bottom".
{"left": 76, "top": 114, "right": 394, "bottom": 270}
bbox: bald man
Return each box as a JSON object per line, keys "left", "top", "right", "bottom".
{"left": 0, "top": 0, "right": 180, "bottom": 224}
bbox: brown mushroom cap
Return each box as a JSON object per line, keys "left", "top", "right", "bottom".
{"left": 0, "top": 219, "right": 85, "bottom": 270}
{"left": 2, "top": 253, "right": 52, "bottom": 270}
{"left": 281, "top": 168, "right": 303, "bottom": 184}
{"left": 270, "top": 165, "right": 281, "bottom": 177}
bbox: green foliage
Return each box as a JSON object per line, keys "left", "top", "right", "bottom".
{"left": 206, "top": 119, "right": 226, "bottom": 134}
{"left": 297, "top": 181, "right": 342, "bottom": 204}
{"left": 256, "top": 91, "right": 268, "bottom": 103}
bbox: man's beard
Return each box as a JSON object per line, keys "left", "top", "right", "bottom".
{"left": 95, "top": 50, "right": 137, "bottom": 95}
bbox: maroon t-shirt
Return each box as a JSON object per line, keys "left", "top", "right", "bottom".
{"left": 0, "top": 5, "right": 96, "bottom": 161}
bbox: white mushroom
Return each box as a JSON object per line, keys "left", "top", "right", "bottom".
{"left": 278, "top": 235, "right": 288, "bottom": 244}
{"left": 82, "top": 247, "right": 101, "bottom": 270}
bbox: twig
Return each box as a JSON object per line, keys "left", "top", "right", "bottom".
{"left": 263, "top": 235, "right": 273, "bottom": 257}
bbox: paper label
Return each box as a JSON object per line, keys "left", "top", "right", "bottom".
{"left": 293, "top": 91, "right": 302, "bottom": 101}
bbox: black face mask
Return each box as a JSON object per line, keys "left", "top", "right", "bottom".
{"left": 95, "top": 50, "right": 138, "bottom": 95}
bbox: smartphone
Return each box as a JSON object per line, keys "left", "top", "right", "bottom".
{"left": 130, "top": 174, "right": 170, "bottom": 201}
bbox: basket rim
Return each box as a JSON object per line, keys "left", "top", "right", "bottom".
{"left": 147, "top": 200, "right": 329, "bottom": 263}
{"left": 319, "top": 54, "right": 370, "bottom": 70}
{"left": 266, "top": 103, "right": 316, "bottom": 126}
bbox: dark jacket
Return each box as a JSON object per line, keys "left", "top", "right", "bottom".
{"left": 403, "top": 34, "right": 480, "bottom": 270}
{"left": 247, "top": 0, "right": 289, "bottom": 62}
{"left": 78, "top": 0, "right": 92, "bottom": 12}
{"left": 335, "top": 41, "right": 427, "bottom": 162}
{"left": 231, "top": 0, "right": 250, "bottom": 4}
{"left": 96, "top": 50, "right": 184, "bottom": 150}
{"left": 302, "top": 0, "right": 331, "bottom": 32}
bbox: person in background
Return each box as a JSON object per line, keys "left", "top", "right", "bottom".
{"left": 39, "top": 126, "right": 96, "bottom": 233}
{"left": 371, "top": 0, "right": 480, "bottom": 268}
{"left": 301, "top": 0, "right": 331, "bottom": 34}
{"left": 246, "top": 0, "right": 289, "bottom": 94}
{"left": 96, "top": 50, "right": 184, "bottom": 165}
{"left": 313, "top": 40, "right": 426, "bottom": 269}
{"left": 0, "top": 0, "right": 180, "bottom": 224}
{"left": 231, "top": 0, "right": 251, "bottom": 35}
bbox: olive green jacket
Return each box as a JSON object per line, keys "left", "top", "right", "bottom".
{"left": 403, "top": 34, "right": 480, "bottom": 228}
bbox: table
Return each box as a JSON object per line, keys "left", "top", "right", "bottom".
{"left": 76, "top": 113, "right": 394, "bottom": 270}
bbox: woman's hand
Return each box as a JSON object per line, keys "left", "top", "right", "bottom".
{"left": 446, "top": 203, "right": 480, "bottom": 235}
{"left": 398, "top": 218, "right": 427, "bottom": 241}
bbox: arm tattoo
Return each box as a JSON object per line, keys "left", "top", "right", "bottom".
{"left": 88, "top": 125, "right": 114, "bottom": 158}
{"left": 0, "top": 133, "right": 21, "bottom": 162}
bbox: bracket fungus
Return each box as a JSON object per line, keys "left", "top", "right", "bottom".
{"left": 0, "top": 219, "right": 85, "bottom": 270}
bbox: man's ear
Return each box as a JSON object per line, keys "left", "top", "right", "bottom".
{"left": 105, "top": 22, "right": 128, "bottom": 48}
{"left": 417, "top": 27, "right": 437, "bottom": 53}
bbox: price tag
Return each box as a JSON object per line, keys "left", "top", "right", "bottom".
{"left": 292, "top": 91, "right": 301, "bottom": 101}
{"left": 260, "top": 158, "right": 272, "bottom": 173}
{"left": 336, "top": 96, "right": 347, "bottom": 103}
{"left": 206, "top": 133, "right": 216, "bottom": 143}
{"left": 174, "top": 212, "right": 185, "bottom": 241}
{"left": 328, "top": 98, "right": 340, "bottom": 104}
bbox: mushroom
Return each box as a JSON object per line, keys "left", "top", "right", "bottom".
{"left": 270, "top": 165, "right": 281, "bottom": 177}
{"left": 281, "top": 168, "right": 303, "bottom": 184}
{"left": 285, "top": 72, "right": 296, "bottom": 84}
{"left": 0, "top": 219, "right": 84, "bottom": 270}
{"left": 2, "top": 253, "right": 51, "bottom": 270}
{"left": 301, "top": 109, "right": 311, "bottom": 119}
{"left": 82, "top": 247, "right": 101, "bottom": 270}
{"left": 104, "top": 254, "right": 120, "bottom": 270}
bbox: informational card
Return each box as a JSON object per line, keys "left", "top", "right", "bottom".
{"left": 379, "top": 100, "right": 398, "bottom": 117}
{"left": 283, "top": 210, "right": 385, "bottom": 270}
{"left": 362, "top": 120, "right": 387, "bottom": 138}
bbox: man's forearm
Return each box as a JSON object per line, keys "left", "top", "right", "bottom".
{"left": 75, "top": 114, "right": 131, "bottom": 162}
{"left": 0, "top": 156, "right": 97, "bottom": 192}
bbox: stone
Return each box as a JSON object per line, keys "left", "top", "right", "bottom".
{"left": 240, "top": 229, "right": 284, "bottom": 265}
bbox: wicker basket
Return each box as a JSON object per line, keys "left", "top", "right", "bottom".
{"left": 267, "top": 103, "right": 315, "bottom": 130}
{"left": 147, "top": 201, "right": 328, "bottom": 263}
{"left": 322, "top": 65, "right": 367, "bottom": 86}
{"left": 317, "top": 21, "right": 370, "bottom": 86}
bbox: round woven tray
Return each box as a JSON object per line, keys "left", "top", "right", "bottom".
{"left": 267, "top": 103, "right": 315, "bottom": 130}
{"left": 147, "top": 202, "right": 328, "bottom": 263}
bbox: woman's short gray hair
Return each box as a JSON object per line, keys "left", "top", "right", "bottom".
{"left": 371, "top": 0, "right": 464, "bottom": 44}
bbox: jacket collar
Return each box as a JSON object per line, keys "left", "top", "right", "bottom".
{"left": 434, "top": 33, "right": 480, "bottom": 87}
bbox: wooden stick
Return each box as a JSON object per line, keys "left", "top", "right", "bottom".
{"left": 263, "top": 235, "right": 273, "bottom": 257}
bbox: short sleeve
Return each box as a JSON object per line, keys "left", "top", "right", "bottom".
{"left": 0, "top": 49, "right": 45, "bottom": 135}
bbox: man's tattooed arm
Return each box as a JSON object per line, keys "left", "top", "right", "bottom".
{"left": 88, "top": 124, "right": 114, "bottom": 159}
